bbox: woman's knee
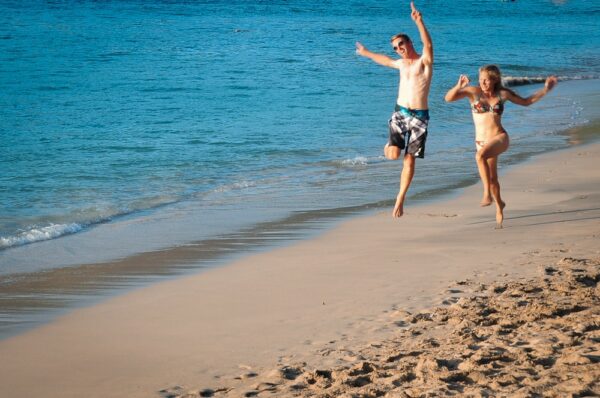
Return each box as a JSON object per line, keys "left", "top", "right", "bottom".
{"left": 475, "top": 150, "right": 487, "bottom": 162}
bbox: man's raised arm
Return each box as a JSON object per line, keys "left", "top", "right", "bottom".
{"left": 355, "top": 42, "right": 398, "bottom": 68}
{"left": 411, "top": 2, "right": 433, "bottom": 65}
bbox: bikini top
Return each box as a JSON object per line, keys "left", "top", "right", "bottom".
{"left": 471, "top": 93, "right": 505, "bottom": 115}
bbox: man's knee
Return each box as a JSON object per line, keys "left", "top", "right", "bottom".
{"left": 403, "top": 154, "right": 415, "bottom": 168}
{"left": 384, "top": 144, "right": 401, "bottom": 160}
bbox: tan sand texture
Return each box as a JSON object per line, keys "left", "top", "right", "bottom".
{"left": 172, "top": 257, "right": 598, "bottom": 397}
{"left": 0, "top": 142, "right": 598, "bottom": 397}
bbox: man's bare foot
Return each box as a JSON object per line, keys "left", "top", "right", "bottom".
{"left": 495, "top": 200, "right": 506, "bottom": 229}
{"left": 393, "top": 196, "right": 404, "bottom": 218}
{"left": 480, "top": 196, "right": 493, "bottom": 207}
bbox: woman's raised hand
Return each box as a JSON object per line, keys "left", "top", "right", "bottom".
{"left": 545, "top": 76, "right": 558, "bottom": 91}
{"left": 457, "top": 74, "right": 470, "bottom": 89}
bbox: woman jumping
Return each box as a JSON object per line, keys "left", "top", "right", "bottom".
{"left": 445, "top": 65, "right": 557, "bottom": 228}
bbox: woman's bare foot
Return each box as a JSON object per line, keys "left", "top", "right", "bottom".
{"left": 393, "top": 195, "right": 404, "bottom": 218}
{"left": 480, "top": 195, "right": 493, "bottom": 207}
{"left": 495, "top": 200, "right": 506, "bottom": 229}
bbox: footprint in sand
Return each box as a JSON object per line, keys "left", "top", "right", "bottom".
{"left": 441, "top": 297, "right": 460, "bottom": 305}
{"left": 422, "top": 213, "right": 458, "bottom": 218}
{"left": 162, "top": 257, "right": 600, "bottom": 397}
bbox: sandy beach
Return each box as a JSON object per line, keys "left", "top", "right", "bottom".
{"left": 0, "top": 141, "right": 599, "bottom": 398}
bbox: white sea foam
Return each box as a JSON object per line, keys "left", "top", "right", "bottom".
{"left": 213, "top": 180, "right": 256, "bottom": 193}
{"left": 340, "top": 156, "right": 368, "bottom": 167}
{"left": 503, "top": 75, "right": 597, "bottom": 87}
{"left": 0, "top": 223, "right": 83, "bottom": 249}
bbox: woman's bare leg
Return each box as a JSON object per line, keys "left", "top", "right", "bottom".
{"left": 475, "top": 134, "right": 509, "bottom": 228}
{"left": 476, "top": 151, "right": 493, "bottom": 207}
{"left": 486, "top": 156, "right": 505, "bottom": 228}
{"left": 477, "top": 150, "right": 493, "bottom": 206}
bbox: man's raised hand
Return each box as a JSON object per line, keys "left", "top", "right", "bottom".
{"left": 411, "top": 2, "right": 422, "bottom": 23}
{"left": 355, "top": 41, "right": 366, "bottom": 56}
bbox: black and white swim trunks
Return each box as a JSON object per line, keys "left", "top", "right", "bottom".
{"left": 388, "top": 105, "right": 429, "bottom": 159}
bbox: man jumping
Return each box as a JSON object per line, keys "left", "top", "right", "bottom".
{"left": 356, "top": 2, "right": 433, "bottom": 218}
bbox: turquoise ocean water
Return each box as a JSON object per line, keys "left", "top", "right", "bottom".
{"left": 0, "top": 1, "right": 599, "bottom": 335}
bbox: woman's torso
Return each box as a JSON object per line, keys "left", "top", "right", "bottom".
{"left": 470, "top": 89, "right": 508, "bottom": 141}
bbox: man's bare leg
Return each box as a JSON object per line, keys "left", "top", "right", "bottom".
{"left": 384, "top": 143, "right": 401, "bottom": 160}
{"left": 393, "top": 154, "right": 415, "bottom": 218}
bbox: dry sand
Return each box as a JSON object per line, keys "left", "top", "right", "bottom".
{"left": 0, "top": 142, "right": 598, "bottom": 398}
{"left": 177, "top": 257, "right": 599, "bottom": 398}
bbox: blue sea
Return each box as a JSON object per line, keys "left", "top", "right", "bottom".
{"left": 0, "top": 1, "right": 599, "bottom": 336}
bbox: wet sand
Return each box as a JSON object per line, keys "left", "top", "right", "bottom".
{"left": 0, "top": 142, "right": 598, "bottom": 397}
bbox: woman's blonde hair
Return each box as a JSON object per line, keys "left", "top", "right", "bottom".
{"left": 479, "top": 64, "right": 503, "bottom": 92}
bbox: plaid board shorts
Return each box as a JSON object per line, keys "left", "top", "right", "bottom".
{"left": 388, "top": 105, "right": 429, "bottom": 159}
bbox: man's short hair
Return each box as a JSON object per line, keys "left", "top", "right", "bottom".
{"left": 390, "top": 33, "right": 411, "bottom": 43}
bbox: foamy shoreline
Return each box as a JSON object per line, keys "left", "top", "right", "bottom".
{"left": 3, "top": 78, "right": 598, "bottom": 276}
{"left": 0, "top": 141, "right": 598, "bottom": 397}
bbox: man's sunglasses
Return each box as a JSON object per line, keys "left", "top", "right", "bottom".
{"left": 393, "top": 41, "right": 406, "bottom": 50}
